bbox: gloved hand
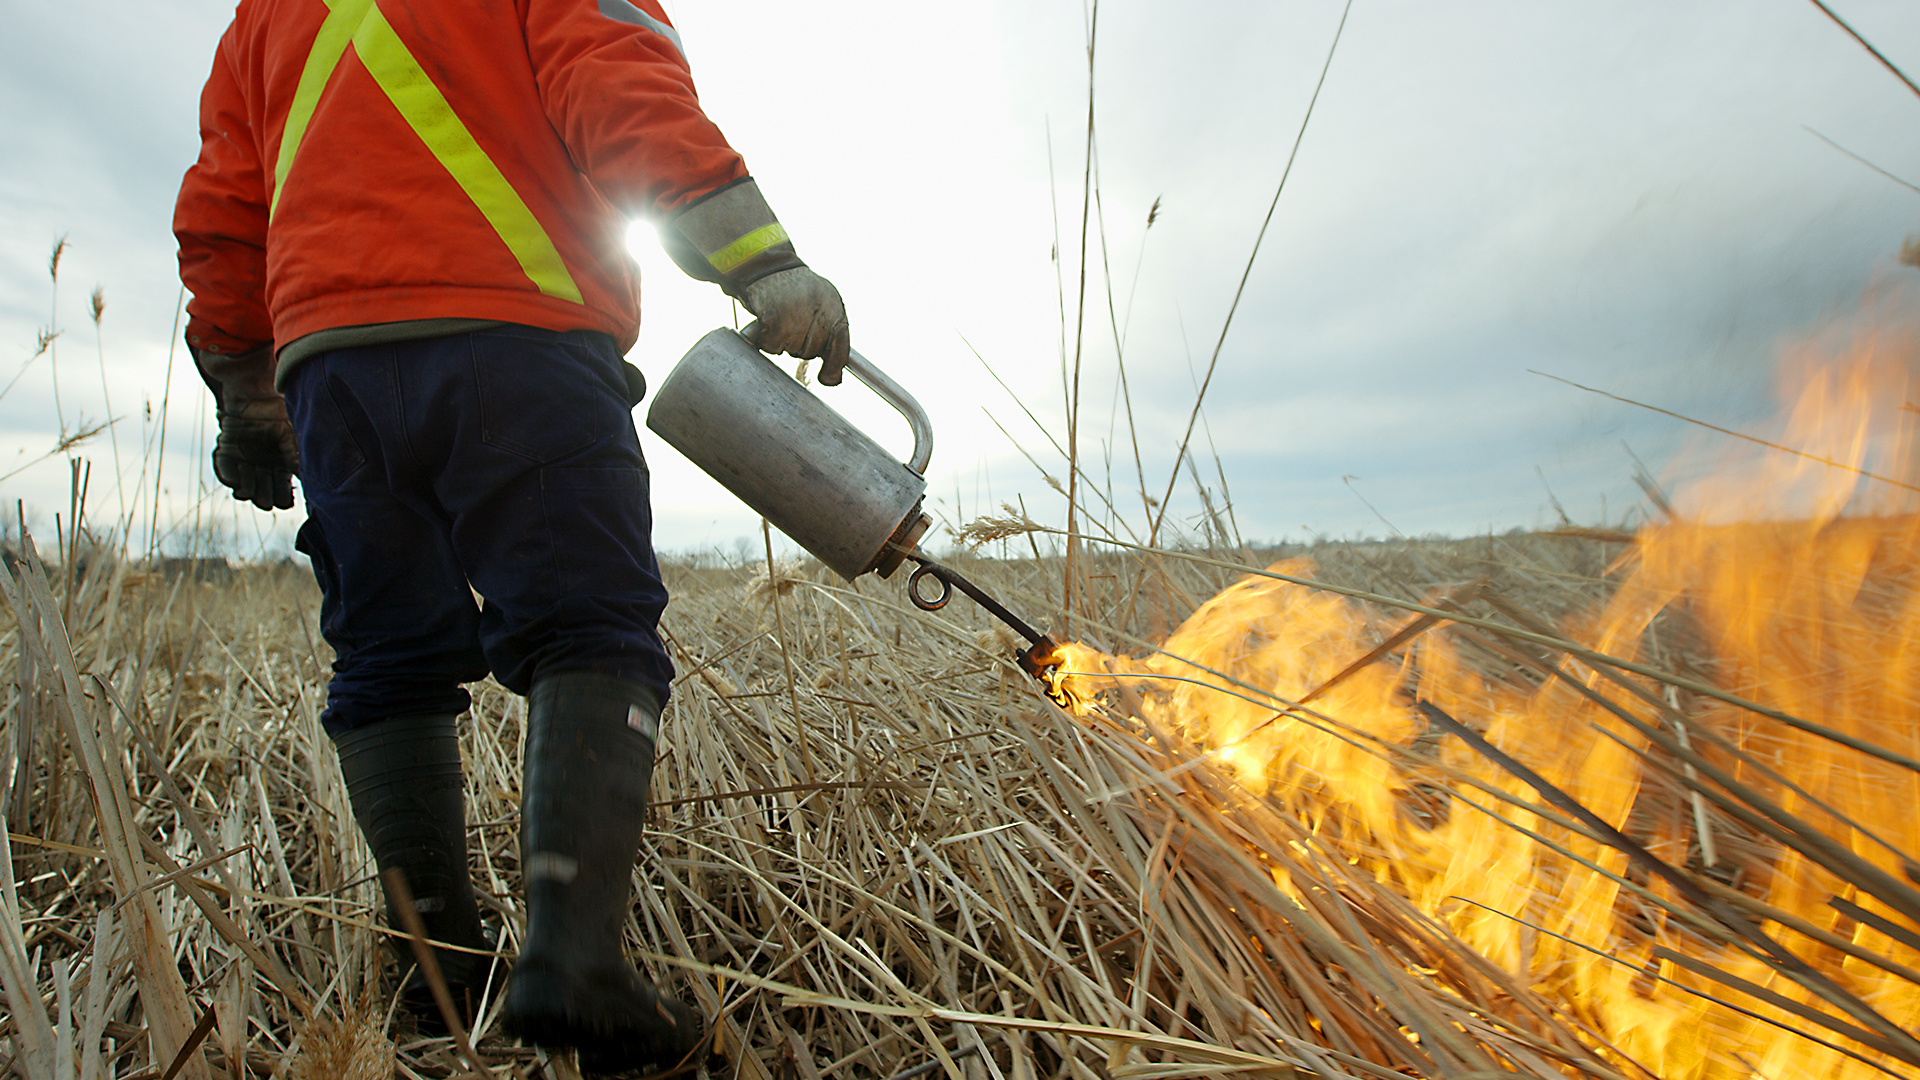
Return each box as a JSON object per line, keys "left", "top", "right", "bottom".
{"left": 666, "top": 177, "right": 852, "bottom": 383}
{"left": 741, "top": 267, "right": 851, "bottom": 385}
{"left": 192, "top": 344, "right": 299, "bottom": 511}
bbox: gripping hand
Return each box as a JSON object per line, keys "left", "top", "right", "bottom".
{"left": 741, "top": 268, "right": 851, "bottom": 385}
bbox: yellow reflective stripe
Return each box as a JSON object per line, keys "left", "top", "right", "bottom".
{"left": 707, "top": 222, "right": 790, "bottom": 276}
{"left": 353, "top": 4, "right": 583, "bottom": 303}
{"left": 269, "top": 0, "right": 584, "bottom": 303}
{"left": 271, "top": 0, "right": 373, "bottom": 220}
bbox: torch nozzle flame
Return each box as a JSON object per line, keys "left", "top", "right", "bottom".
{"left": 1015, "top": 634, "right": 1061, "bottom": 676}
{"left": 1016, "top": 634, "right": 1073, "bottom": 708}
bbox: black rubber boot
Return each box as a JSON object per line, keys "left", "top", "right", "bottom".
{"left": 334, "top": 714, "right": 494, "bottom": 1031}
{"left": 503, "top": 672, "right": 703, "bottom": 1073}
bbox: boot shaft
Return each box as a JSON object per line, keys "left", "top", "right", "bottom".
{"left": 519, "top": 671, "right": 660, "bottom": 969}
{"left": 333, "top": 714, "right": 488, "bottom": 962}
{"left": 507, "top": 671, "right": 703, "bottom": 1068}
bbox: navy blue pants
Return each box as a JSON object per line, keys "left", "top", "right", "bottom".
{"left": 283, "top": 325, "right": 674, "bottom": 737}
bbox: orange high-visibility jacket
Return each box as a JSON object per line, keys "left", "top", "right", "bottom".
{"left": 174, "top": 0, "right": 748, "bottom": 357}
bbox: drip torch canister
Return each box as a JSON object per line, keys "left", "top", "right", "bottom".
{"left": 647, "top": 327, "right": 933, "bottom": 579}
{"left": 645, "top": 328, "right": 1064, "bottom": 697}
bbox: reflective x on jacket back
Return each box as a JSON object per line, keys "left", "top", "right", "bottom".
{"left": 174, "top": 0, "right": 748, "bottom": 358}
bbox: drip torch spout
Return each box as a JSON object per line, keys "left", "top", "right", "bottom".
{"left": 901, "top": 554, "right": 1068, "bottom": 707}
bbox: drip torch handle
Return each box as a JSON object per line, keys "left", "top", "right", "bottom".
{"left": 844, "top": 349, "right": 933, "bottom": 476}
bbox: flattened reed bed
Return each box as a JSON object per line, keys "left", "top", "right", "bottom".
{"left": 0, "top": 527, "right": 1880, "bottom": 1078}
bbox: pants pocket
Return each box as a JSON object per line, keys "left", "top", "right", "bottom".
{"left": 287, "top": 368, "right": 370, "bottom": 493}
{"left": 471, "top": 333, "right": 601, "bottom": 463}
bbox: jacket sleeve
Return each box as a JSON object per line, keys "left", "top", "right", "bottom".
{"left": 522, "top": 0, "right": 748, "bottom": 219}
{"left": 174, "top": 28, "right": 273, "bottom": 356}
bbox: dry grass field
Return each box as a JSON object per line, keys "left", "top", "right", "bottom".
{"left": 0, "top": 498, "right": 1916, "bottom": 1080}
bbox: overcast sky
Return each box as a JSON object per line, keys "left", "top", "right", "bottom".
{"left": 1, "top": 0, "right": 1916, "bottom": 562}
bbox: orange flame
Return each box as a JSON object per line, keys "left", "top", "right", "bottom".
{"left": 1055, "top": 286, "right": 1920, "bottom": 1077}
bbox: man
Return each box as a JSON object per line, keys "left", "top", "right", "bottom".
{"left": 174, "top": 0, "right": 848, "bottom": 1069}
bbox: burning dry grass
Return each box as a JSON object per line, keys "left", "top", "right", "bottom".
{"left": 1050, "top": 517, "right": 1920, "bottom": 1080}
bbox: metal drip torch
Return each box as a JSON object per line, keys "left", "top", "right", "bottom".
{"left": 646, "top": 328, "right": 1065, "bottom": 701}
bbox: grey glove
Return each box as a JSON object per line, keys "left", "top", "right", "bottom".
{"left": 667, "top": 177, "right": 852, "bottom": 384}
{"left": 741, "top": 268, "right": 851, "bottom": 385}
{"left": 192, "top": 344, "right": 299, "bottom": 511}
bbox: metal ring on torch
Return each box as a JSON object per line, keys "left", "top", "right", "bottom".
{"left": 907, "top": 563, "right": 954, "bottom": 610}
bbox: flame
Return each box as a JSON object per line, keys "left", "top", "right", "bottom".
{"left": 1054, "top": 288, "right": 1920, "bottom": 1077}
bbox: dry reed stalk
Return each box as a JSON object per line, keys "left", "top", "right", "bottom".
{"left": 1058, "top": 0, "right": 1103, "bottom": 641}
